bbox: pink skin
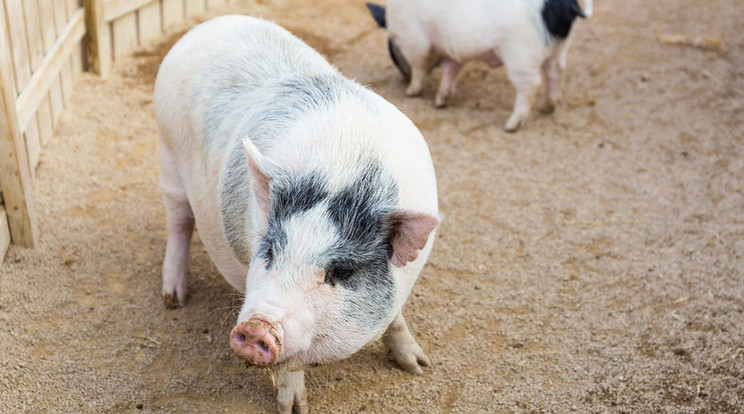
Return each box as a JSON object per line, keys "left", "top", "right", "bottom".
{"left": 230, "top": 316, "right": 283, "bottom": 366}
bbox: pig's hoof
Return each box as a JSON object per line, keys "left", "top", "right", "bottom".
{"left": 389, "top": 342, "right": 431, "bottom": 375}
{"left": 539, "top": 102, "right": 556, "bottom": 114}
{"left": 277, "top": 371, "right": 308, "bottom": 414}
{"left": 405, "top": 85, "right": 423, "bottom": 97}
{"left": 503, "top": 118, "right": 523, "bottom": 133}
{"left": 434, "top": 98, "right": 447, "bottom": 108}
{"left": 163, "top": 292, "right": 183, "bottom": 309}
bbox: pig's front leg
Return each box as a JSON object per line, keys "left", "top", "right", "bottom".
{"left": 160, "top": 147, "right": 195, "bottom": 308}
{"left": 382, "top": 312, "right": 431, "bottom": 374}
{"left": 277, "top": 370, "right": 308, "bottom": 414}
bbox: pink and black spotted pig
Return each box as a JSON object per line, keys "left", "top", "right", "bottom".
{"left": 154, "top": 15, "right": 439, "bottom": 414}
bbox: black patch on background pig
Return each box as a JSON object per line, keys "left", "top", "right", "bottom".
{"left": 541, "top": 0, "right": 585, "bottom": 40}
{"left": 366, "top": 3, "right": 386, "bottom": 28}
{"left": 388, "top": 40, "right": 411, "bottom": 80}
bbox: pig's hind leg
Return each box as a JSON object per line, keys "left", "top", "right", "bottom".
{"left": 277, "top": 370, "right": 308, "bottom": 414}
{"left": 383, "top": 312, "right": 431, "bottom": 374}
{"left": 434, "top": 59, "right": 462, "bottom": 108}
{"left": 540, "top": 38, "right": 571, "bottom": 114}
{"left": 160, "top": 145, "right": 195, "bottom": 308}
{"left": 503, "top": 65, "right": 542, "bottom": 132}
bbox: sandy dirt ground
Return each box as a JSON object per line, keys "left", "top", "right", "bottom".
{"left": 2, "top": 0, "right": 743, "bottom": 412}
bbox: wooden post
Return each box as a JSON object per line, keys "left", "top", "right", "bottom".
{"left": 0, "top": 5, "right": 38, "bottom": 248}
{"left": 84, "top": 0, "right": 112, "bottom": 77}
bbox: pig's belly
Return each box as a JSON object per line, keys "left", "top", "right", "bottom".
{"left": 183, "top": 152, "right": 248, "bottom": 294}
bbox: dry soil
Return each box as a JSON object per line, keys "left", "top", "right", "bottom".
{"left": 1, "top": 0, "right": 743, "bottom": 413}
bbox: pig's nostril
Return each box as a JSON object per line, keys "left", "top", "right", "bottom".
{"left": 258, "top": 340, "right": 269, "bottom": 352}
{"left": 236, "top": 333, "right": 246, "bottom": 344}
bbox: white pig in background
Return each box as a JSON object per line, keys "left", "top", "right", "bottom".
{"left": 367, "top": 0, "right": 593, "bottom": 131}
{"left": 154, "top": 15, "right": 439, "bottom": 414}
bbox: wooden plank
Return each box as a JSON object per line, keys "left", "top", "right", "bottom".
{"left": 5, "top": 0, "right": 32, "bottom": 90}
{"left": 185, "top": 0, "right": 205, "bottom": 18}
{"left": 162, "top": 0, "right": 185, "bottom": 30}
{"left": 84, "top": 0, "right": 112, "bottom": 77}
{"left": 112, "top": 11, "right": 139, "bottom": 60}
{"left": 37, "top": 95, "right": 54, "bottom": 146}
{"left": 206, "top": 0, "right": 227, "bottom": 8}
{"left": 0, "top": 207, "right": 11, "bottom": 263}
{"left": 0, "top": 0, "right": 37, "bottom": 248}
{"left": 52, "top": 0, "right": 68, "bottom": 35}
{"left": 15, "top": 9, "right": 86, "bottom": 133}
{"left": 22, "top": 0, "right": 45, "bottom": 70}
{"left": 60, "top": 60, "right": 74, "bottom": 105}
{"left": 103, "top": 0, "right": 157, "bottom": 23}
{"left": 65, "top": 0, "right": 78, "bottom": 19}
{"left": 71, "top": 43, "right": 84, "bottom": 79}
{"left": 37, "top": 0, "right": 58, "bottom": 51}
{"left": 138, "top": 1, "right": 162, "bottom": 44}
{"left": 48, "top": 77, "right": 64, "bottom": 128}
{"left": 24, "top": 114, "right": 41, "bottom": 173}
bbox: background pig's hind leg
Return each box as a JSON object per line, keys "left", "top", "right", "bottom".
{"left": 277, "top": 370, "right": 308, "bottom": 414}
{"left": 540, "top": 41, "right": 570, "bottom": 114}
{"left": 160, "top": 146, "right": 195, "bottom": 308}
{"left": 382, "top": 312, "right": 431, "bottom": 375}
{"left": 434, "top": 59, "right": 462, "bottom": 108}
{"left": 504, "top": 66, "right": 542, "bottom": 132}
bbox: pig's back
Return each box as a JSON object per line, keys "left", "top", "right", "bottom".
{"left": 387, "top": 0, "right": 550, "bottom": 61}
{"left": 154, "top": 15, "right": 341, "bottom": 289}
{"left": 155, "top": 15, "right": 338, "bottom": 154}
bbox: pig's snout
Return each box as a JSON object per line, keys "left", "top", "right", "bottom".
{"left": 229, "top": 318, "right": 282, "bottom": 366}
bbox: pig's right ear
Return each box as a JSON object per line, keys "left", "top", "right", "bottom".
{"left": 242, "top": 138, "right": 277, "bottom": 214}
{"left": 365, "top": 3, "right": 387, "bottom": 28}
{"left": 388, "top": 210, "right": 440, "bottom": 267}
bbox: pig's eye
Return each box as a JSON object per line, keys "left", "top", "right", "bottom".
{"left": 264, "top": 243, "right": 274, "bottom": 268}
{"left": 325, "top": 266, "right": 354, "bottom": 285}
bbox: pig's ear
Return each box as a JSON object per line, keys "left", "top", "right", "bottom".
{"left": 388, "top": 210, "right": 440, "bottom": 267}
{"left": 365, "top": 3, "right": 387, "bottom": 28}
{"left": 242, "top": 138, "right": 277, "bottom": 214}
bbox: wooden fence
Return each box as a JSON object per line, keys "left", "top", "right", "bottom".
{"left": 0, "top": 0, "right": 230, "bottom": 259}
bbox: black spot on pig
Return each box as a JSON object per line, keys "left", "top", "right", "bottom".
{"left": 365, "top": 3, "right": 411, "bottom": 80}
{"left": 327, "top": 159, "right": 398, "bottom": 328}
{"left": 388, "top": 40, "right": 411, "bottom": 80}
{"left": 366, "top": 3, "right": 387, "bottom": 28}
{"left": 271, "top": 171, "right": 329, "bottom": 222}
{"left": 259, "top": 171, "right": 330, "bottom": 268}
{"left": 541, "top": 0, "right": 586, "bottom": 41}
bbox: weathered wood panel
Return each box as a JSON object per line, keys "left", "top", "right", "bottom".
{"left": 138, "top": 1, "right": 162, "bottom": 44}
{"left": 38, "top": 0, "right": 58, "bottom": 51}
{"left": 84, "top": 0, "right": 113, "bottom": 76}
{"left": 36, "top": 96, "right": 54, "bottom": 148}
{"left": 15, "top": 9, "right": 86, "bottom": 134}
{"left": 112, "top": 11, "right": 139, "bottom": 60}
{"left": 22, "top": 0, "right": 45, "bottom": 71}
{"left": 24, "top": 115, "right": 41, "bottom": 174}
{"left": 5, "top": 1, "right": 31, "bottom": 90}
{"left": 0, "top": 207, "right": 11, "bottom": 262}
{"left": 0, "top": 3, "right": 37, "bottom": 247}
{"left": 162, "top": 0, "right": 186, "bottom": 30}
{"left": 185, "top": 0, "right": 206, "bottom": 18}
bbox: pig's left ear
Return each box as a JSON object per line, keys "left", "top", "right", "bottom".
{"left": 242, "top": 138, "right": 279, "bottom": 214}
{"left": 388, "top": 210, "right": 440, "bottom": 267}
{"left": 366, "top": 3, "right": 387, "bottom": 28}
